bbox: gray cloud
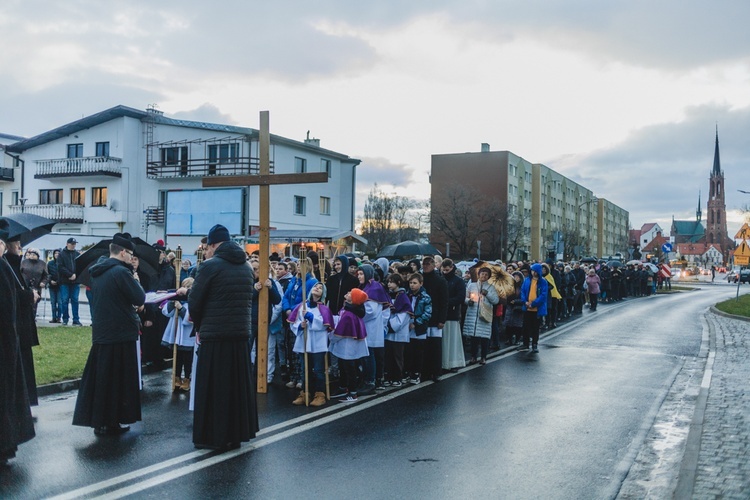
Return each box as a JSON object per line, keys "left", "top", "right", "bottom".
{"left": 549, "top": 103, "right": 750, "bottom": 230}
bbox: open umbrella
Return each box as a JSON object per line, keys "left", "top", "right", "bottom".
{"left": 76, "top": 237, "right": 160, "bottom": 287}
{"left": 2, "top": 213, "right": 56, "bottom": 246}
{"left": 626, "top": 260, "right": 642, "bottom": 266}
{"left": 580, "top": 256, "right": 598, "bottom": 264}
{"left": 376, "top": 240, "right": 441, "bottom": 259}
{"left": 607, "top": 260, "right": 623, "bottom": 268}
{"left": 468, "top": 260, "right": 515, "bottom": 299}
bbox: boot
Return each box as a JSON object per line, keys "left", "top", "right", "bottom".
{"left": 292, "top": 391, "right": 310, "bottom": 406}
{"left": 309, "top": 392, "right": 327, "bottom": 407}
{"left": 181, "top": 378, "right": 191, "bottom": 391}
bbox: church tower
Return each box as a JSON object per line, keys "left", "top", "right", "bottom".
{"left": 706, "top": 127, "right": 729, "bottom": 253}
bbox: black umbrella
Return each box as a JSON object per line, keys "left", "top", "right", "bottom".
{"left": 580, "top": 256, "right": 598, "bottom": 263}
{"left": 607, "top": 260, "right": 623, "bottom": 268}
{"left": 2, "top": 213, "right": 56, "bottom": 246}
{"left": 376, "top": 240, "right": 441, "bottom": 259}
{"left": 76, "top": 237, "right": 160, "bottom": 287}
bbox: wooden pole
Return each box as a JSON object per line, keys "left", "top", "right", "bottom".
{"left": 301, "top": 246, "right": 309, "bottom": 406}
{"left": 171, "top": 245, "right": 182, "bottom": 392}
{"left": 257, "top": 111, "right": 270, "bottom": 393}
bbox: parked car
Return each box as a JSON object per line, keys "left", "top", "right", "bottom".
{"left": 727, "top": 268, "right": 750, "bottom": 283}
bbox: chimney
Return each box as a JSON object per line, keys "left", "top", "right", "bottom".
{"left": 481, "top": 143, "right": 490, "bottom": 152}
{"left": 304, "top": 130, "right": 320, "bottom": 147}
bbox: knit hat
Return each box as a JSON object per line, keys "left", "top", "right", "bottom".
{"left": 350, "top": 288, "right": 368, "bottom": 305}
{"left": 207, "top": 224, "right": 230, "bottom": 245}
{"left": 113, "top": 232, "right": 136, "bottom": 252}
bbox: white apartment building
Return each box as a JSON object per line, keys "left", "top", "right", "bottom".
{"left": 5, "top": 106, "right": 363, "bottom": 256}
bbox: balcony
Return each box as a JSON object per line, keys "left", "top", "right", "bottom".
{"left": 146, "top": 156, "right": 273, "bottom": 179}
{"left": 0, "top": 167, "right": 13, "bottom": 182}
{"left": 7, "top": 204, "right": 84, "bottom": 223}
{"left": 35, "top": 156, "right": 122, "bottom": 179}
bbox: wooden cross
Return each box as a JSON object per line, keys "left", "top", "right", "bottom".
{"left": 203, "top": 111, "right": 328, "bottom": 393}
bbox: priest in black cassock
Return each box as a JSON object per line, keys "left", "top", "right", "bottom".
{"left": 72, "top": 233, "right": 146, "bottom": 435}
{"left": 0, "top": 218, "right": 35, "bottom": 464}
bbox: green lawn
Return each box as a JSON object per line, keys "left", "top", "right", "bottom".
{"left": 715, "top": 293, "right": 750, "bottom": 318}
{"left": 34, "top": 326, "right": 91, "bottom": 385}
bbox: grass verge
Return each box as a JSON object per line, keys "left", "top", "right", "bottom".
{"left": 34, "top": 326, "right": 91, "bottom": 385}
{"left": 715, "top": 293, "right": 750, "bottom": 318}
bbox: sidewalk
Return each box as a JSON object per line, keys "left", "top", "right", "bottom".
{"left": 687, "top": 309, "right": 750, "bottom": 498}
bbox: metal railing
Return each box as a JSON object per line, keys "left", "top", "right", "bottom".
{"left": 7, "top": 203, "right": 84, "bottom": 222}
{"left": 146, "top": 156, "right": 273, "bottom": 179}
{"left": 35, "top": 156, "right": 122, "bottom": 178}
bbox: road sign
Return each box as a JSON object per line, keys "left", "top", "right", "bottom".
{"left": 734, "top": 240, "right": 750, "bottom": 257}
{"left": 662, "top": 242, "right": 673, "bottom": 253}
{"left": 735, "top": 256, "right": 749, "bottom": 266}
{"left": 735, "top": 223, "right": 750, "bottom": 240}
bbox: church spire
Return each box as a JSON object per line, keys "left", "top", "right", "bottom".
{"left": 697, "top": 190, "right": 702, "bottom": 222}
{"left": 712, "top": 125, "right": 721, "bottom": 176}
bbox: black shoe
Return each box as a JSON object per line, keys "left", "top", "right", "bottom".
{"left": 532, "top": 346, "right": 539, "bottom": 353}
{"left": 95, "top": 424, "right": 130, "bottom": 436}
{"left": 72, "top": 322, "right": 83, "bottom": 326}
{"left": 517, "top": 345, "right": 530, "bottom": 352}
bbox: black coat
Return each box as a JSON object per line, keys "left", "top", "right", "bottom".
{"left": 422, "top": 269, "right": 448, "bottom": 326}
{"left": 155, "top": 261, "right": 177, "bottom": 291}
{"left": 325, "top": 256, "right": 359, "bottom": 315}
{"left": 89, "top": 257, "right": 146, "bottom": 344}
{"left": 442, "top": 268, "right": 466, "bottom": 322}
{"left": 57, "top": 248, "right": 79, "bottom": 284}
{"left": 188, "top": 242, "right": 253, "bottom": 342}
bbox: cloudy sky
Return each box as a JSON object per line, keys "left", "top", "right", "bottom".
{"left": 1, "top": 1, "right": 749, "bottom": 236}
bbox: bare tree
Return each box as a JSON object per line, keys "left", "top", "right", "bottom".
{"left": 360, "top": 184, "right": 413, "bottom": 255}
{"left": 504, "top": 211, "right": 529, "bottom": 261}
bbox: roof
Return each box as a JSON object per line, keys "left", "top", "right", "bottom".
{"left": 0, "top": 132, "right": 26, "bottom": 144}
{"left": 676, "top": 242, "right": 723, "bottom": 256}
{"left": 6, "top": 105, "right": 360, "bottom": 163}
{"left": 640, "top": 222, "right": 657, "bottom": 233}
{"left": 671, "top": 220, "right": 705, "bottom": 242}
{"left": 642, "top": 234, "right": 669, "bottom": 251}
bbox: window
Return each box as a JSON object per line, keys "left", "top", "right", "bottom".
{"left": 321, "top": 159, "right": 331, "bottom": 177}
{"left": 11, "top": 191, "right": 18, "bottom": 206}
{"left": 294, "top": 196, "right": 306, "bottom": 215}
{"left": 320, "top": 196, "right": 330, "bottom": 215}
{"left": 295, "top": 157, "right": 307, "bottom": 173}
{"left": 39, "top": 189, "right": 63, "bottom": 204}
{"left": 95, "top": 142, "right": 110, "bottom": 157}
{"left": 71, "top": 188, "right": 85, "bottom": 206}
{"left": 208, "top": 144, "right": 239, "bottom": 164}
{"left": 92, "top": 187, "right": 107, "bottom": 207}
{"left": 161, "top": 146, "right": 189, "bottom": 175}
{"left": 67, "top": 144, "right": 83, "bottom": 158}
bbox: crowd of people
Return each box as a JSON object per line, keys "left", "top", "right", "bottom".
{"left": 1, "top": 217, "right": 669, "bottom": 461}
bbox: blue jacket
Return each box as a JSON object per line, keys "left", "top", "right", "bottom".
{"left": 520, "top": 263, "right": 548, "bottom": 317}
{"left": 409, "top": 286, "right": 432, "bottom": 335}
{"left": 282, "top": 272, "right": 318, "bottom": 313}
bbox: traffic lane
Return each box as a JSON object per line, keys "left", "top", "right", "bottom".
{"left": 0, "top": 369, "right": 327, "bottom": 499}
{"left": 140, "top": 345, "right": 683, "bottom": 499}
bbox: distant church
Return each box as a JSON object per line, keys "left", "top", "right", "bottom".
{"left": 671, "top": 128, "right": 733, "bottom": 262}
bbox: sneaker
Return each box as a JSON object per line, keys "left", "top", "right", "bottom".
{"left": 295, "top": 382, "right": 302, "bottom": 390}
{"left": 339, "top": 393, "right": 358, "bottom": 403}
{"left": 382, "top": 380, "right": 392, "bottom": 387}
{"left": 390, "top": 380, "right": 403, "bottom": 387}
{"left": 532, "top": 346, "right": 539, "bottom": 353}
{"left": 359, "top": 382, "right": 375, "bottom": 396}
{"left": 72, "top": 322, "right": 83, "bottom": 326}
{"left": 285, "top": 380, "right": 296, "bottom": 389}
{"left": 409, "top": 376, "right": 421, "bottom": 385}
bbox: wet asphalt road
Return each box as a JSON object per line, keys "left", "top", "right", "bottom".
{"left": 1, "top": 282, "right": 741, "bottom": 499}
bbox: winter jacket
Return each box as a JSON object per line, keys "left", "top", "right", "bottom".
{"left": 88, "top": 257, "right": 146, "bottom": 344}
{"left": 422, "top": 269, "right": 448, "bottom": 326}
{"left": 463, "top": 280, "right": 499, "bottom": 339}
{"left": 443, "top": 268, "right": 466, "bottom": 322}
{"left": 325, "top": 255, "right": 359, "bottom": 315}
{"left": 520, "top": 264, "right": 549, "bottom": 317}
{"left": 57, "top": 248, "right": 79, "bottom": 284}
{"left": 47, "top": 258, "right": 60, "bottom": 288}
{"left": 409, "top": 286, "right": 432, "bottom": 337}
{"left": 20, "top": 259, "right": 48, "bottom": 289}
{"left": 188, "top": 241, "right": 254, "bottom": 341}
{"left": 586, "top": 274, "right": 601, "bottom": 294}
{"left": 282, "top": 272, "right": 318, "bottom": 313}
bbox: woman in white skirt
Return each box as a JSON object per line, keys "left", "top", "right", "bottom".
{"left": 440, "top": 259, "right": 466, "bottom": 372}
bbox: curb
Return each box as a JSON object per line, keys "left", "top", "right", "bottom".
{"left": 37, "top": 379, "right": 81, "bottom": 397}
{"left": 709, "top": 305, "right": 750, "bottom": 323}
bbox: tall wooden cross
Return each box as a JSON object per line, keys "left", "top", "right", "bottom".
{"left": 203, "top": 111, "right": 328, "bottom": 393}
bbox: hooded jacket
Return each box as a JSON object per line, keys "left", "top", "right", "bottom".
{"left": 325, "top": 255, "right": 359, "bottom": 315}
{"left": 89, "top": 257, "right": 146, "bottom": 344}
{"left": 520, "top": 263, "right": 548, "bottom": 317}
{"left": 188, "top": 241, "right": 254, "bottom": 341}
